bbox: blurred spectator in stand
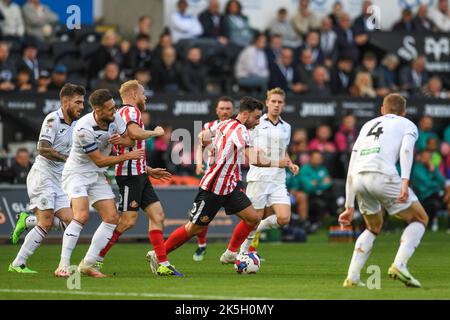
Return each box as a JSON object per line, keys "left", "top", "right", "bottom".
{"left": 8, "top": 148, "right": 32, "bottom": 184}
{"left": 180, "top": 47, "right": 208, "bottom": 94}
{"left": 308, "top": 124, "right": 337, "bottom": 173}
{"left": 426, "top": 137, "right": 443, "bottom": 170}
{"left": 0, "top": 0, "right": 25, "bottom": 37}
{"left": 413, "top": 4, "right": 435, "bottom": 31}
{"left": 399, "top": 55, "right": 428, "bottom": 97}
{"left": 94, "top": 62, "right": 121, "bottom": 93}
{"left": 199, "top": 0, "right": 228, "bottom": 45}
{"left": 301, "top": 30, "right": 324, "bottom": 66}
{"left": 15, "top": 66, "right": 33, "bottom": 91}
{"left": 235, "top": 32, "right": 269, "bottom": 93}
{"left": 47, "top": 64, "right": 67, "bottom": 92}
{"left": 444, "top": 124, "right": 450, "bottom": 144}
{"left": 356, "top": 52, "right": 382, "bottom": 93}
{"left": 291, "top": 0, "right": 321, "bottom": 38}
{"left": 153, "top": 33, "right": 173, "bottom": 63}
{"left": 265, "top": 34, "right": 283, "bottom": 64}
{"left": 330, "top": 55, "right": 354, "bottom": 94}
{"left": 268, "top": 7, "right": 302, "bottom": 49}
{"left": 22, "top": 0, "right": 58, "bottom": 40}
{"left": 334, "top": 113, "right": 357, "bottom": 175}
{"left": 135, "top": 15, "right": 152, "bottom": 37}
{"left": 135, "top": 68, "right": 154, "bottom": 97}
{"left": 0, "top": 42, "right": 16, "bottom": 91}
{"left": 328, "top": 1, "right": 343, "bottom": 26}
{"left": 308, "top": 66, "right": 331, "bottom": 97}
{"left": 320, "top": 17, "right": 337, "bottom": 68}
{"left": 119, "top": 39, "right": 132, "bottom": 76}
{"left": 352, "top": 0, "right": 375, "bottom": 54}
{"left": 152, "top": 46, "right": 182, "bottom": 93}
{"left": 422, "top": 76, "right": 450, "bottom": 99}
{"left": 268, "top": 47, "right": 304, "bottom": 94}
{"left": 169, "top": 0, "right": 203, "bottom": 44}
{"left": 296, "top": 48, "right": 315, "bottom": 90}
{"left": 129, "top": 33, "right": 152, "bottom": 74}
{"left": 412, "top": 149, "right": 446, "bottom": 232}
{"left": 392, "top": 8, "right": 415, "bottom": 31}
{"left": 17, "top": 42, "right": 39, "bottom": 82}
{"left": 297, "top": 151, "right": 336, "bottom": 232}
{"left": 89, "top": 30, "right": 123, "bottom": 79}
{"left": 349, "top": 71, "right": 376, "bottom": 97}
{"left": 428, "top": 0, "right": 450, "bottom": 32}
{"left": 377, "top": 53, "right": 400, "bottom": 95}
{"left": 36, "top": 68, "right": 50, "bottom": 92}
{"left": 417, "top": 115, "right": 440, "bottom": 152}
{"left": 334, "top": 12, "right": 359, "bottom": 62}
{"left": 224, "top": 0, "right": 254, "bottom": 47}
{"left": 289, "top": 128, "right": 310, "bottom": 167}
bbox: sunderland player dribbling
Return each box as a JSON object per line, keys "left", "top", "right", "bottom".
{"left": 8, "top": 84, "right": 86, "bottom": 273}
{"left": 339, "top": 93, "right": 429, "bottom": 288}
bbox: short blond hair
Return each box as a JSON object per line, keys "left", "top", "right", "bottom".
{"left": 119, "top": 80, "right": 140, "bottom": 99}
{"left": 266, "top": 87, "right": 286, "bottom": 100}
{"left": 383, "top": 93, "right": 406, "bottom": 115}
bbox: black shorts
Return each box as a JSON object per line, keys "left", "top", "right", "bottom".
{"left": 116, "top": 173, "right": 159, "bottom": 212}
{"left": 189, "top": 182, "right": 252, "bottom": 226}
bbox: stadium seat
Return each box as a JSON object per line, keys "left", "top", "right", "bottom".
{"left": 51, "top": 41, "right": 78, "bottom": 61}
{"left": 79, "top": 41, "right": 100, "bottom": 59}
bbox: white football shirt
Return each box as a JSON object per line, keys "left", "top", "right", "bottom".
{"left": 64, "top": 112, "right": 126, "bottom": 174}
{"left": 246, "top": 114, "right": 291, "bottom": 184}
{"left": 33, "top": 108, "right": 75, "bottom": 177}
{"left": 350, "top": 114, "right": 418, "bottom": 177}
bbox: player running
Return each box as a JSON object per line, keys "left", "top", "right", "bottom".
{"left": 8, "top": 84, "right": 86, "bottom": 273}
{"left": 147, "top": 97, "right": 291, "bottom": 272}
{"left": 339, "top": 93, "right": 428, "bottom": 288}
{"left": 54, "top": 89, "right": 144, "bottom": 278}
{"left": 192, "top": 96, "right": 234, "bottom": 262}
{"left": 96, "top": 80, "right": 181, "bottom": 276}
{"left": 239, "top": 88, "right": 299, "bottom": 255}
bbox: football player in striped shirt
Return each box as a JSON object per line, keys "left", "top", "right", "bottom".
{"left": 148, "top": 97, "right": 291, "bottom": 271}
{"left": 193, "top": 96, "right": 234, "bottom": 262}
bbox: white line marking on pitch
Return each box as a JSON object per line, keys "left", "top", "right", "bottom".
{"left": 0, "top": 289, "right": 292, "bottom": 300}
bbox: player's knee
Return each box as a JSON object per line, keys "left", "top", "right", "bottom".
{"left": 367, "top": 224, "right": 382, "bottom": 235}
{"left": 277, "top": 215, "right": 290, "bottom": 227}
{"left": 414, "top": 213, "right": 429, "bottom": 227}
{"left": 38, "top": 218, "right": 53, "bottom": 232}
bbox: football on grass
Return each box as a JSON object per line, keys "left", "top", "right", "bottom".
{"left": 234, "top": 252, "right": 261, "bottom": 274}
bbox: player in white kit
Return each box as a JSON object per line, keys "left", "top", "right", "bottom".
{"left": 8, "top": 84, "right": 86, "bottom": 273}
{"left": 240, "top": 88, "right": 299, "bottom": 254}
{"left": 339, "top": 94, "right": 429, "bottom": 288}
{"left": 54, "top": 89, "right": 144, "bottom": 277}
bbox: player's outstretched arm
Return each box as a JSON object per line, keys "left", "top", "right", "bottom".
{"left": 198, "top": 129, "right": 213, "bottom": 147}
{"left": 37, "top": 140, "right": 68, "bottom": 162}
{"left": 87, "top": 148, "right": 144, "bottom": 168}
{"left": 147, "top": 166, "right": 172, "bottom": 181}
{"left": 127, "top": 122, "right": 164, "bottom": 141}
{"left": 246, "top": 147, "right": 291, "bottom": 168}
{"left": 108, "top": 132, "right": 135, "bottom": 147}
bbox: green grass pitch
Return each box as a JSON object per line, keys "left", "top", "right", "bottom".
{"left": 1, "top": 231, "right": 450, "bottom": 300}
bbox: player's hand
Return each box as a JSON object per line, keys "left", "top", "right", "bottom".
{"left": 278, "top": 157, "right": 291, "bottom": 168}
{"left": 108, "top": 133, "right": 122, "bottom": 145}
{"left": 152, "top": 126, "right": 164, "bottom": 137}
{"left": 338, "top": 207, "right": 355, "bottom": 229}
{"left": 127, "top": 149, "right": 145, "bottom": 160}
{"left": 289, "top": 163, "right": 299, "bottom": 176}
{"left": 196, "top": 163, "right": 205, "bottom": 175}
{"left": 397, "top": 179, "right": 409, "bottom": 203}
{"left": 147, "top": 167, "right": 172, "bottom": 181}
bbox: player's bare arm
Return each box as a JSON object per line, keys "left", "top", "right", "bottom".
{"left": 246, "top": 147, "right": 291, "bottom": 168}
{"left": 147, "top": 167, "right": 172, "bottom": 181}
{"left": 87, "top": 148, "right": 144, "bottom": 168}
{"left": 198, "top": 129, "right": 213, "bottom": 147}
{"left": 127, "top": 122, "right": 164, "bottom": 140}
{"left": 108, "top": 132, "right": 135, "bottom": 147}
{"left": 286, "top": 151, "right": 299, "bottom": 176}
{"left": 37, "top": 140, "right": 68, "bottom": 162}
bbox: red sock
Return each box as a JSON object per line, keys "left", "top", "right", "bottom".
{"left": 248, "top": 246, "right": 257, "bottom": 252}
{"left": 197, "top": 226, "right": 208, "bottom": 246}
{"left": 164, "top": 225, "right": 191, "bottom": 254}
{"left": 228, "top": 221, "right": 255, "bottom": 252}
{"left": 149, "top": 229, "right": 168, "bottom": 263}
{"left": 99, "top": 229, "right": 122, "bottom": 258}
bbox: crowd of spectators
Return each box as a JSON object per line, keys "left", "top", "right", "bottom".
{"left": 0, "top": 0, "right": 449, "bottom": 97}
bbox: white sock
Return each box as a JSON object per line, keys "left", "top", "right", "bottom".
{"left": 12, "top": 226, "right": 47, "bottom": 267}
{"left": 25, "top": 215, "right": 37, "bottom": 229}
{"left": 60, "top": 220, "right": 83, "bottom": 266}
{"left": 256, "top": 215, "right": 280, "bottom": 232}
{"left": 52, "top": 216, "right": 68, "bottom": 231}
{"left": 347, "top": 229, "right": 377, "bottom": 282}
{"left": 84, "top": 222, "right": 117, "bottom": 266}
{"left": 239, "top": 230, "right": 257, "bottom": 253}
{"left": 394, "top": 222, "right": 425, "bottom": 269}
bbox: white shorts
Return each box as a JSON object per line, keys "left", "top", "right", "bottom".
{"left": 353, "top": 172, "right": 418, "bottom": 216}
{"left": 246, "top": 181, "right": 290, "bottom": 210}
{"left": 27, "top": 167, "right": 69, "bottom": 212}
{"left": 62, "top": 171, "right": 115, "bottom": 206}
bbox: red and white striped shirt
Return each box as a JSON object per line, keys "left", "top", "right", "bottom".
{"left": 200, "top": 118, "right": 250, "bottom": 195}
{"left": 115, "top": 105, "right": 147, "bottom": 176}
